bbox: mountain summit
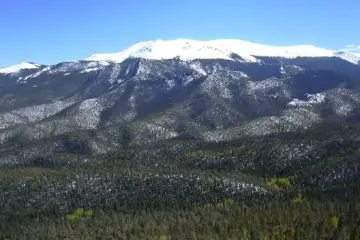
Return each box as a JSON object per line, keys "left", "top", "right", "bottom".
{"left": 86, "top": 39, "right": 360, "bottom": 64}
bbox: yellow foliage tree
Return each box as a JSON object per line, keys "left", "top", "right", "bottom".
{"left": 67, "top": 208, "right": 94, "bottom": 221}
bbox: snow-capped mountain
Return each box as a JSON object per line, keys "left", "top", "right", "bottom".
{"left": 87, "top": 39, "right": 359, "bottom": 64}
{"left": 0, "top": 62, "right": 41, "bottom": 74}
{"left": 0, "top": 39, "right": 360, "bottom": 164}
{"left": 1, "top": 39, "right": 359, "bottom": 77}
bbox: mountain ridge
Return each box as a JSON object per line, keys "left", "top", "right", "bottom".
{"left": 0, "top": 45, "right": 360, "bottom": 165}
{"left": 1, "top": 39, "right": 359, "bottom": 73}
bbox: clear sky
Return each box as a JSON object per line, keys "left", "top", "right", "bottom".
{"left": 1, "top": 0, "right": 359, "bottom": 67}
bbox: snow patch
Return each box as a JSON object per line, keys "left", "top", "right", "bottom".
{"left": 307, "top": 93, "right": 326, "bottom": 104}
{"left": 288, "top": 93, "right": 326, "bottom": 107}
{"left": 335, "top": 51, "right": 360, "bottom": 64}
{"left": 166, "top": 79, "right": 176, "bottom": 89}
{"left": 238, "top": 71, "right": 249, "bottom": 78}
{"left": 109, "top": 64, "right": 121, "bottom": 84}
{"left": 21, "top": 67, "right": 49, "bottom": 82}
{"left": 80, "top": 67, "right": 101, "bottom": 73}
{"left": 189, "top": 61, "right": 207, "bottom": 76}
{"left": 73, "top": 98, "right": 103, "bottom": 129}
{"left": 247, "top": 78, "right": 283, "bottom": 93}
{"left": 290, "top": 65, "right": 304, "bottom": 71}
{"left": 280, "top": 66, "right": 286, "bottom": 74}
{"left": 0, "top": 100, "right": 75, "bottom": 130}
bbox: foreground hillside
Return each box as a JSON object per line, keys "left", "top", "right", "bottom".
{"left": 0, "top": 121, "right": 360, "bottom": 239}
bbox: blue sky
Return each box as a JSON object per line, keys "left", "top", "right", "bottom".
{"left": 1, "top": 0, "right": 359, "bottom": 67}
